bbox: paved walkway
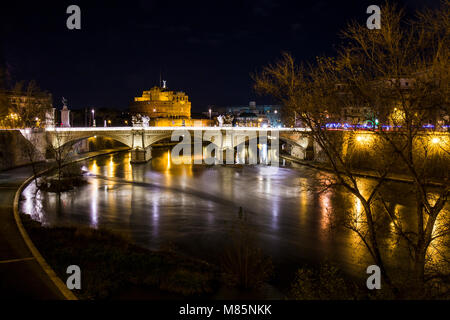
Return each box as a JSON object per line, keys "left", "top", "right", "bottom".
{"left": 0, "top": 148, "right": 128, "bottom": 299}
{"left": 0, "top": 165, "right": 65, "bottom": 299}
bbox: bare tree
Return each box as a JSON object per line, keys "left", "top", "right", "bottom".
{"left": 0, "top": 80, "right": 52, "bottom": 128}
{"left": 254, "top": 1, "right": 449, "bottom": 297}
{"left": 21, "top": 129, "right": 46, "bottom": 189}
{"left": 44, "top": 129, "right": 79, "bottom": 192}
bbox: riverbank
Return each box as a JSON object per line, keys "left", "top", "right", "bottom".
{"left": 0, "top": 148, "right": 131, "bottom": 299}
{"left": 20, "top": 214, "right": 220, "bottom": 299}
{"left": 281, "top": 154, "right": 446, "bottom": 187}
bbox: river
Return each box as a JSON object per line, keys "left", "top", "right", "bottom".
{"left": 20, "top": 147, "right": 445, "bottom": 288}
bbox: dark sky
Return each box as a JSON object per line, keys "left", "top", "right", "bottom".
{"left": 0, "top": 0, "right": 439, "bottom": 112}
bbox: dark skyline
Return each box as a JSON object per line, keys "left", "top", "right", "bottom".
{"left": 0, "top": 0, "right": 439, "bottom": 112}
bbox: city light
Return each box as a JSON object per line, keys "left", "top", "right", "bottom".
{"left": 3, "top": 0, "right": 449, "bottom": 303}
{"left": 355, "top": 133, "right": 373, "bottom": 145}
{"left": 431, "top": 137, "right": 440, "bottom": 144}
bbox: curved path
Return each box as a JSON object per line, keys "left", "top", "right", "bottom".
{"left": 0, "top": 165, "right": 65, "bottom": 299}
{"left": 0, "top": 148, "right": 129, "bottom": 299}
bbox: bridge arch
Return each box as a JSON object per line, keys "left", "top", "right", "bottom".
{"left": 146, "top": 132, "right": 179, "bottom": 147}
{"left": 278, "top": 136, "right": 310, "bottom": 160}
{"left": 46, "top": 131, "right": 133, "bottom": 150}
{"left": 41, "top": 127, "right": 312, "bottom": 163}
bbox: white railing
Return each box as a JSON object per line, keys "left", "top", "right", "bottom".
{"left": 45, "top": 126, "right": 309, "bottom": 132}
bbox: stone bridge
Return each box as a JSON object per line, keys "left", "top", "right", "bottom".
{"left": 40, "top": 126, "right": 313, "bottom": 163}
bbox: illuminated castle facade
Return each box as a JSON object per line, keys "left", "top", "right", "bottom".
{"left": 130, "top": 86, "right": 191, "bottom": 119}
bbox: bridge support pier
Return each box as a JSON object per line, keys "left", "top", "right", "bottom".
{"left": 218, "top": 147, "right": 235, "bottom": 164}
{"left": 130, "top": 146, "right": 152, "bottom": 164}
{"left": 305, "top": 137, "right": 315, "bottom": 160}
{"left": 290, "top": 145, "right": 306, "bottom": 160}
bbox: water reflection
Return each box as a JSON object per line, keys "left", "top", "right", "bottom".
{"left": 91, "top": 178, "right": 98, "bottom": 227}
{"left": 20, "top": 147, "right": 449, "bottom": 280}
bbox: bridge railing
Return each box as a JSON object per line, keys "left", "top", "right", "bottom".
{"left": 44, "top": 126, "right": 309, "bottom": 132}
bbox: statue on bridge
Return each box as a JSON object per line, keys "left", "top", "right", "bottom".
{"left": 60, "top": 97, "right": 70, "bottom": 127}
{"left": 216, "top": 114, "right": 234, "bottom": 127}
{"left": 223, "top": 114, "right": 234, "bottom": 127}
{"left": 217, "top": 115, "right": 224, "bottom": 127}
{"left": 131, "top": 113, "right": 150, "bottom": 127}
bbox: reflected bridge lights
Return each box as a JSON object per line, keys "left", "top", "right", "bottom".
{"left": 168, "top": 130, "right": 280, "bottom": 167}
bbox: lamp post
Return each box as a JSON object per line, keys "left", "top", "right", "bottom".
{"left": 92, "top": 109, "right": 96, "bottom": 127}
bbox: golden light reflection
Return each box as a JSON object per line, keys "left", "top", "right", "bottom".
{"left": 125, "top": 152, "right": 133, "bottom": 180}
{"left": 319, "top": 191, "right": 332, "bottom": 232}
{"left": 108, "top": 155, "right": 115, "bottom": 177}
{"left": 90, "top": 160, "right": 99, "bottom": 175}
{"left": 340, "top": 193, "right": 371, "bottom": 269}
{"left": 298, "top": 178, "right": 309, "bottom": 221}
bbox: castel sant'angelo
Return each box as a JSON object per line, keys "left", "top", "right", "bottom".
{"left": 130, "top": 84, "right": 191, "bottom": 120}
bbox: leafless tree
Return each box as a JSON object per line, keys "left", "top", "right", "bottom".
{"left": 254, "top": 1, "right": 449, "bottom": 297}
{"left": 0, "top": 80, "right": 51, "bottom": 128}
{"left": 44, "top": 129, "right": 78, "bottom": 192}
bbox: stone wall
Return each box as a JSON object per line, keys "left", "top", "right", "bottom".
{"left": 0, "top": 130, "right": 45, "bottom": 171}
{"left": 311, "top": 130, "right": 449, "bottom": 180}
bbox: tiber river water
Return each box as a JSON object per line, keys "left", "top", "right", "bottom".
{"left": 20, "top": 146, "right": 447, "bottom": 287}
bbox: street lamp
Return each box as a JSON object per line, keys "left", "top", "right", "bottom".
{"left": 209, "top": 108, "right": 212, "bottom": 121}
{"left": 92, "top": 109, "right": 96, "bottom": 127}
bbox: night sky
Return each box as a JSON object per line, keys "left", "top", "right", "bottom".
{"left": 0, "top": 0, "right": 439, "bottom": 112}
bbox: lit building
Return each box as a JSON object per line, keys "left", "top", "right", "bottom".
{"left": 0, "top": 90, "right": 53, "bottom": 128}
{"left": 211, "top": 101, "right": 282, "bottom": 127}
{"left": 130, "top": 86, "right": 191, "bottom": 120}
{"left": 335, "top": 76, "right": 448, "bottom": 130}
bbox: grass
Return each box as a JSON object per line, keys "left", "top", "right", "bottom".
{"left": 21, "top": 214, "right": 219, "bottom": 299}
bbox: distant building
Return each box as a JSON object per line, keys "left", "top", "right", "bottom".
{"left": 0, "top": 90, "right": 53, "bottom": 128}
{"left": 335, "top": 76, "right": 448, "bottom": 129}
{"left": 130, "top": 86, "right": 191, "bottom": 120}
{"left": 210, "top": 101, "right": 282, "bottom": 127}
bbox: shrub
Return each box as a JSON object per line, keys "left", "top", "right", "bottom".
{"left": 221, "top": 208, "right": 273, "bottom": 289}
{"left": 290, "top": 263, "right": 357, "bottom": 300}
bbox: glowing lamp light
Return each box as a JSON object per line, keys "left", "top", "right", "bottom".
{"left": 431, "top": 137, "right": 440, "bottom": 144}
{"left": 356, "top": 134, "right": 372, "bottom": 144}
